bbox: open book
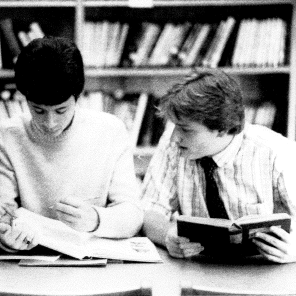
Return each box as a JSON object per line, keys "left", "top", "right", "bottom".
{"left": 13, "top": 208, "right": 162, "bottom": 263}
{"left": 177, "top": 213, "right": 291, "bottom": 255}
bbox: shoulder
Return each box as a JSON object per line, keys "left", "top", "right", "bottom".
{"left": 76, "top": 107, "right": 126, "bottom": 134}
{"left": 242, "top": 124, "right": 296, "bottom": 158}
{"left": 0, "top": 115, "right": 28, "bottom": 141}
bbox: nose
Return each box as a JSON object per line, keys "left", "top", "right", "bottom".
{"left": 171, "top": 127, "right": 181, "bottom": 143}
{"left": 44, "top": 112, "right": 57, "bottom": 129}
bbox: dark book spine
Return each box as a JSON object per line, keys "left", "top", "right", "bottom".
{"left": 0, "top": 18, "right": 21, "bottom": 64}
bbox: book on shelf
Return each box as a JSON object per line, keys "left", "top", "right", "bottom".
{"left": 111, "top": 22, "right": 129, "bottom": 67}
{"left": 18, "top": 22, "right": 45, "bottom": 47}
{"left": 129, "top": 22, "right": 162, "bottom": 67}
{"left": 168, "top": 22, "right": 192, "bottom": 66}
{"left": 104, "top": 22, "right": 121, "bottom": 67}
{"left": 148, "top": 22, "right": 175, "bottom": 66}
{"left": 120, "top": 23, "right": 144, "bottom": 67}
{"left": 202, "top": 17, "right": 236, "bottom": 68}
{"left": 17, "top": 31, "right": 31, "bottom": 47}
{"left": 177, "top": 213, "right": 291, "bottom": 255}
{"left": 137, "top": 94, "right": 165, "bottom": 148}
{"left": 165, "top": 22, "right": 192, "bottom": 66}
{"left": 0, "top": 18, "right": 21, "bottom": 67}
{"left": 98, "top": 21, "right": 110, "bottom": 68}
{"left": 111, "top": 92, "right": 149, "bottom": 148}
{"left": 182, "top": 23, "right": 211, "bottom": 67}
{"left": 178, "top": 23, "right": 202, "bottom": 65}
{"left": 202, "top": 19, "right": 226, "bottom": 67}
{"left": 14, "top": 207, "right": 162, "bottom": 263}
{"left": 29, "top": 22, "right": 44, "bottom": 39}
{"left": 82, "top": 22, "right": 97, "bottom": 67}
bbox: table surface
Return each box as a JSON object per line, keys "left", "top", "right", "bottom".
{"left": 1, "top": 247, "right": 296, "bottom": 296}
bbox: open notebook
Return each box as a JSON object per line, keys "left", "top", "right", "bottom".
{"left": 13, "top": 207, "right": 162, "bottom": 263}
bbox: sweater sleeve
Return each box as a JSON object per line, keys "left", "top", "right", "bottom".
{"left": 0, "top": 127, "right": 19, "bottom": 203}
{"left": 92, "top": 121, "right": 143, "bottom": 238}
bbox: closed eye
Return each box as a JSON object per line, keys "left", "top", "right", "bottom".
{"left": 33, "top": 108, "right": 44, "bottom": 114}
{"left": 56, "top": 109, "right": 67, "bottom": 114}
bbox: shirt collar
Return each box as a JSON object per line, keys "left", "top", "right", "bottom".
{"left": 212, "top": 128, "right": 245, "bottom": 168}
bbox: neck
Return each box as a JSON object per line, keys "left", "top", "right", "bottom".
{"left": 211, "top": 133, "right": 234, "bottom": 157}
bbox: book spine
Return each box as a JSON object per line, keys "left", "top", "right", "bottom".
{"left": 0, "top": 18, "right": 21, "bottom": 63}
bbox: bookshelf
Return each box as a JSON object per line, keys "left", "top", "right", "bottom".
{"left": 0, "top": 0, "right": 295, "bottom": 176}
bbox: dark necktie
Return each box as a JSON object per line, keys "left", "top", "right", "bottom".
{"left": 199, "top": 157, "right": 229, "bottom": 219}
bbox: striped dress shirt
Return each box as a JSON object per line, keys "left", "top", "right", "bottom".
{"left": 141, "top": 124, "right": 296, "bottom": 226}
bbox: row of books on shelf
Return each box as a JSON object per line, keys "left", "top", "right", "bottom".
{"left": 0, "top": 16, "right": 287, "bottom": 70}
{"left": 82, "top": 17, "right": 287, "bottom": 69}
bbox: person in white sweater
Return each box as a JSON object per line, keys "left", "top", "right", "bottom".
{"left": 0, "top": 36, "right": 143, "bottom": 252}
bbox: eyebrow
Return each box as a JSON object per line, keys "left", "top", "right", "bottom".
{"left": 176, "top": 123, "right": 190, "bottom": 128}
{"left": 31, "top": 105, "right": 67, "bottom": 111}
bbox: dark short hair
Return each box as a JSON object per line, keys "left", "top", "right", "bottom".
{"left": 159, "top": 69, "right": 245, "bottom": 135}
{"left": 15, "top": 36, "right": 85, "bottom": 106}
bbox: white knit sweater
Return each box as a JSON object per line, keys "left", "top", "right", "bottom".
{"left": 0, "top": 107, "right": 143, "bottom": 238}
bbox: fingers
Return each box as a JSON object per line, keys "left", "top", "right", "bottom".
{"left": 253, "top": 230, "right": 287, "bottom": 254}
{"left": 58, "top": 198, "right": 83, "bottom": 209}
{"left": 56, "top": 202, "right": 82, "bottom": 219}
{"left": 180, "top": 241, "right": 204, "bottom": 258}
{"left": 0, "top": 222, "right": 10, "bottom": 234}
{"left": 0, "top": 221, "right": 38, "bottom": 251}
{"left": 252, "top": 228, "right": 294, "bottom": 263}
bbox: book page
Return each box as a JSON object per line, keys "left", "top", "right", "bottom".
{"left": 16, "top": 208, "right": 92, "bottom": 259}
{"left": 15, "top": 208, "right": 162, "bottom": 262}
{"left": 87, "top": 236, "right": 163, "bottom": 262}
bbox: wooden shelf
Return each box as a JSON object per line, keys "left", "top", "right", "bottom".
{"left": 0, "top": 1, "right": 76, "bottom": 7}
{"left": 83, "top": 0, "right": 294, "bottom": 7}
{"left": 85, "top": 67, "right": 290, "bottom": 78}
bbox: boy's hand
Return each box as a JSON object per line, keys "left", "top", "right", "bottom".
{"left": 252, "top": 226, "right": 296, "bottom": 263}
{"left": 0, "top": 202, "right": 18, "bottom": 225}
{"left": 165, "top": 223, "right": 204, "bottom": 258}
{"left": 0, "top": 220, "right": 38, "bottom": 251}
{"left": 55, "top": 198, "right": 99, "bottom": 232}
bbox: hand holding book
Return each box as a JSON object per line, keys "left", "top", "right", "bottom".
{"left": 177, "top": 213, "right": 291, "bottom": 257}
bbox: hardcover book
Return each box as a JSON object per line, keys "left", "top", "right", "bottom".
{"left": 177, "top": 213, "right": 291, "bottom": 255}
